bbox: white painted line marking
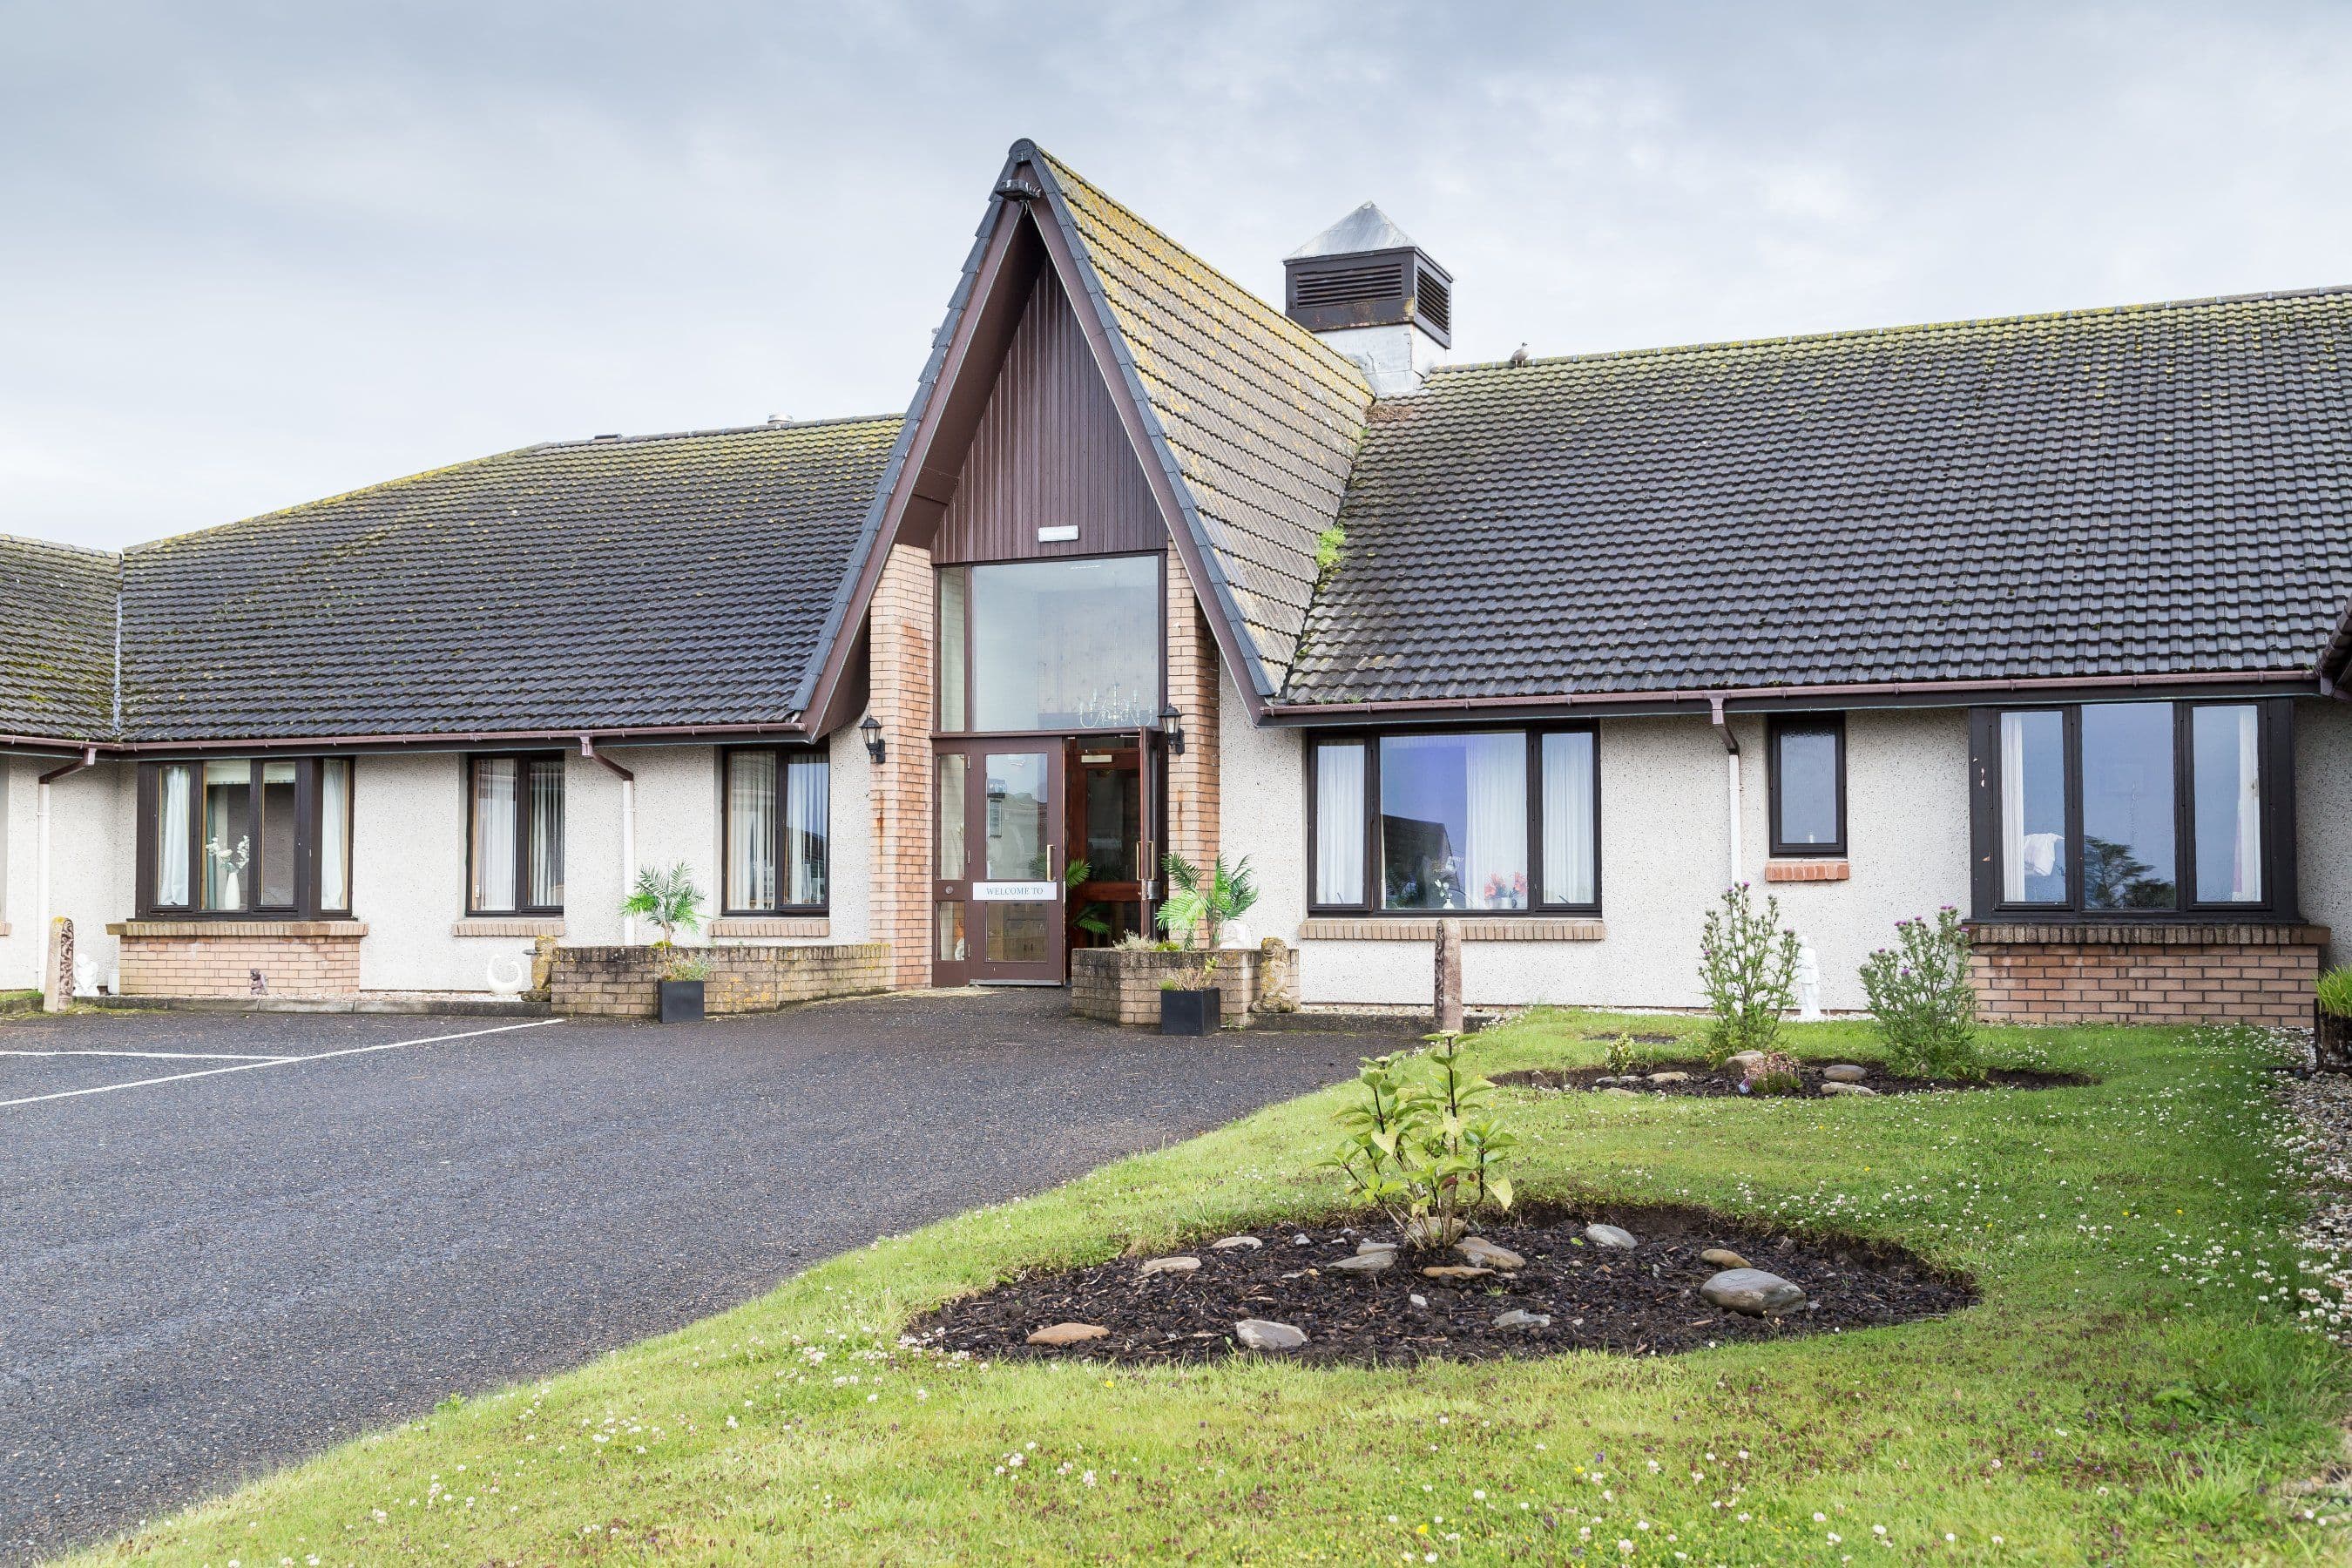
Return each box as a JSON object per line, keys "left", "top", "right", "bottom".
{"left": 0, "top": 1049, "right": 294, "bottom": 1062}
{"left": 0, "top": 1018, "right": 565, "bottom": 1108}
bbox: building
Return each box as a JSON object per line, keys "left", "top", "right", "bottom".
{"left": 4, "top": 139, "right": 2349, "bottom": 1024}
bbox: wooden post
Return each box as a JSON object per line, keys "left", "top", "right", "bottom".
{"left": 1434, "top": 918, "right": 1463, "bottom": 1035}
{"left": 43, "top": 916, "right": 74, "bottom": 1013}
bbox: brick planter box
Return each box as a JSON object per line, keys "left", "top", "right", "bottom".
{"left": 1071, "top": 942, "right": 1298, "bottom": 1029}
{"left": 551, "top": 943, "right": 892, "bottom": 1019}
{"left": 1967, "top": 923, "right": 2330, "bottom": 1029}
{"left": 108, "top": 919, "right": 367, "bottom": 999}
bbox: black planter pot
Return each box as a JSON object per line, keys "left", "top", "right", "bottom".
{"left": 2319, "top": 1006, "right": 2352, "bottom": 1073}
{"left": 1159, "top": 987, "right": 1221, "bottom": 1036}
{"left": 658, "top": 979, "right": 706, "bottom": 1024}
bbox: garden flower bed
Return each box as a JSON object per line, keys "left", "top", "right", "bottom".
{"left": 908, "top": 1204, "right": 1971, "bottom": 1366}
{"left": 1495, "top": 1058, "right": 2090, "bottom": 1098}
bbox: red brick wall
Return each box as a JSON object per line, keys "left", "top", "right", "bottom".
{"left": 112, "top": 923, "right": 365, "bottom": 998}
{"left": 1969, "top": 923, "right": 2328, "bottom": 1029}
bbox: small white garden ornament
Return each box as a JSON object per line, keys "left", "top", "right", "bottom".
{"left": 485, "top": 953, "right": 529, "bottom": 998}
{"left": 1794, "top": 939, "right": 1822, "bottom": 1022}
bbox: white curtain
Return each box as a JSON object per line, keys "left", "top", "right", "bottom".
{"left": 727, "top": 752, "right": 778, "bottom": 910}
{"left": 156, "top": 763, "right": 192, "bottom": 907}
{"left": 787, "top": 756, "right": 828, "bottom": 906}
{"left": 1314, "top": 742, "right": 1364, "bottom": 904}
{"left": 319, "top": 759, "right": 351, "bottom": 910}
{"left": 528, "top": 760, "right": 564, "bottom": 908}
{"left": 1459, "top": 733, "right": 1527, "bottom": 909}
{"left": 1541, "top": 732, "right": 1596, "bottom": 905}
{"left": 471, "top": 759, "right": 517, "bottom": 913}
{"left": 2000, "top": 713, "right": 2031, "bottom": 902}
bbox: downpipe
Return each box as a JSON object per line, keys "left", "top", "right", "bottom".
{"left": 1710, "top": 697, "right": 1741, "bottom": 887}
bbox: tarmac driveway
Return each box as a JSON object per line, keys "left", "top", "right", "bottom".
{"left": 0, "top": 990, "right": 1382, "bottom": 1562}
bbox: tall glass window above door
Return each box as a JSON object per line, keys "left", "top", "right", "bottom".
{"left": 936, "top": 556, "right": 1161, "bottom": 733}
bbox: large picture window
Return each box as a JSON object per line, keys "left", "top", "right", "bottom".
{"left": 1308, "top": 727, "right": 1599, "bottom": 914}
{"left": 469, "top": 754, "right": 564, "bottom": 915}
{"left": 936, "top": 555, "right": 1161, "bottom": 733}
{"left": 139, "top": 756, "right": 354, "bottom": 918}
{"left": 723, "top": 747, "right": 830, "bottom": 912}
{"left": 1975, "top": 700, "right": 2289, "bottom": 918}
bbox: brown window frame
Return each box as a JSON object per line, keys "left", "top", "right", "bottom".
{"left": 933, "top": 551, "right": 1167, "bottom": 737}
{"left": 464, "top": 752, "right": 565, "bottom": 917}
{"left": 134, "top": 756, "right": 354, "bottom": 921}
{"left": 719, "top": 744, "right": 832, "bottom": 916}
{"left": 1767, "top": 713, "right": 1848, "bottom": 857}
{"left": 1303, "top": 722, "right": 1603, "bottom": 918}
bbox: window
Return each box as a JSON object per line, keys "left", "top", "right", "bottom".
{"left": 722, "top": 747, "right": 829, "bottom": 913}
{"left": 1976, "top": 700, "right": 2288, "bottom": 918}
{"left": 1768, "top": 715, "right": 1846, "bottom": 856}
{"left": 469, "top": 754, "right": 564, "bottom": 915}
{"left": 1308, "top": 727, "right": 1599, "bottom": 914}
{"left": 936, "top": 556, "right": 1161, "bottom": 732}
{"left": 140, "top": 757, "right": 354, "bottom": 918}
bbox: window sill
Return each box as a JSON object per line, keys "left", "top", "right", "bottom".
{"left": 1766, "top": 858, "right": 1849, "bottom": 882}
{"left": 451, "top": 918, "right": 564, "bottom": 938}
{"left": 711, "top": 916, "right": 830, "bottom": 938}
{"left": 109, "top": 920, "right": 369, "bottom": 939}
{"left": 1969, "top": 921, "right": 2331, "bottom": 947}
{"left": 1298, "top": 917, "right": 1605, "bottom": 943}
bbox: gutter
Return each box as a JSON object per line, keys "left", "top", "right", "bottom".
{"left": 579, "top": 738, "right": 639, "bottom": 945}
{"left": 1709, "top": 697, "right": 1741, "bottom": 889}
{"left": 35, "top": 747, "right": 99, "bottom": 993}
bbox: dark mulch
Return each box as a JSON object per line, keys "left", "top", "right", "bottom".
{"left": 906, "top": 1205, "right": 1973, "bottom": 1367}
{"left": 1496, "top": 1058, "right": 2091, "bottom": 1098}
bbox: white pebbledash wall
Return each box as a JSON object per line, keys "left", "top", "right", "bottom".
{"left": 1225, "top": 680, "right": 1983, "bottom": 1015}
{"left": 2298, "top": 697, "right": 2352, "bottom": 968}
{"left": 0, "top": 758, "right": 134, "bottom": 993}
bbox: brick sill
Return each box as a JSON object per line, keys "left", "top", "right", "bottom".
{"left": 1765, "top": 858, "right": 1849, "bottom": 882}
{"left": 451, "top": 918, "right": 565, "bottom": 938}
{"left": 711, "top": 917, "right": 829, "bottom": 938}
{"left": 1970, "top": 922, "right": 2331, "bottom": 947}
{"left": 109, "top": 920, "right": 369, "bottom": 939}
{"left": 1298, "top": 918, "right": 1605, "bottom": 943}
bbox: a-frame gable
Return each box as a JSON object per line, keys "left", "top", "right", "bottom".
{"left": 794, "top": 140, "right": 1371, "bottom": 735}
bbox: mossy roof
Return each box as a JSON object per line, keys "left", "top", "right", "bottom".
{"left": 0, "top": 535, "right": 119, "bottom": 741}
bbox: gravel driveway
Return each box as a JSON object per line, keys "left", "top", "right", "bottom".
{"left": 0, "top": 990, "right": 1380, "bottom": 1562}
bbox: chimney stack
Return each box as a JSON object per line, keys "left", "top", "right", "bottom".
{"left": 1283, "top": 203, "right": 1450, "bottom": 395}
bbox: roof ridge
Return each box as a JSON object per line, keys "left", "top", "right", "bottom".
{"left": 120, "top": 446, "right": 547, "bottom": 556}
{"left": 1423, "top": 281, "right": 2352, "bottom": 380}
{"left": 537, "top": 413, "right": 904, "bottom": 449}
{"left": 0, "top": 531, "right": 122, "bottom": 563}
{"left": 1027, "top": 144, "right": 1370, "bottom": 391}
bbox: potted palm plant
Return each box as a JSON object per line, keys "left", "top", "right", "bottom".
{"left": 621, "top": 862, "right": 709, "bottom": 1023}
{"left": 1155, "top": 853, "right": 1258, "bottom": 1036}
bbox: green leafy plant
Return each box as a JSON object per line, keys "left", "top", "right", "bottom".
{"left": 1314, "top": 1032, "right": 1517, "bottom": 1251}
{"left": 1155, "top": 853, "right": 1260, "bottom": 950}
{"left": 1603, "top": 1031, "right": 1643, "bottom": 1076}
{"left": 1697, "top": 882, "right": 1801, "bottom": 1065}
{"left": 1064, "top": 857, "right": 1114, "bottom": 941}
{"left": 2318, "top": 965, "right": 2352, "bottom": 1020}
{"left": 1859, "top": 905, "right": 1985, "bottom": 1081}
{"left": 1740, "top": 1049, "right": 1804, "bottom": 1097}
{"left": 622, "top": 862, "right": 706, "bottom": 950}
{"left": 1112, "top": 930, "right": 1179, "bottom": 953}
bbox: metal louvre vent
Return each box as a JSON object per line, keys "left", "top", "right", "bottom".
{"left": 1291, "top": 259, "right": 1407, "bottom": 309}
{"left": 1416, "top": 268, "right": 1451, "bottom": 337}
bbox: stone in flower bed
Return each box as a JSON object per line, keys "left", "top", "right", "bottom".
{"left": 1700, "top": 1268, "right": 1808, "bottom": 1316}
{"left": 1496, "top": 1058, "right": 2088, "bottom": 1098}
{"left": 1137, "top": 1255, "right": 1200, "bottom": 1277}
{"left": 907, "top": 1206, "right": 1972, "bottom": 1367}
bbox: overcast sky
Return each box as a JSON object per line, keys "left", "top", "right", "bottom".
{"left": 5, "top": 0, "right": 2350, "bottom": 551}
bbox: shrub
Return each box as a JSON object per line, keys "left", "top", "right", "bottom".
{"left": 1860, "top": 906, "right": 1985, "bottom": 1081}
{"left": 622, "top": 862, "right": 706, "bottom": 950}
{"left": 2319, "top": 965, "right": 2352, "bottom": 1020}
{"left": 1156, "top": 853, "right": 1260, "bottom": 950}
{"left": 1315, "top": 1033, "right": 1517, "bottom": 1251}
{"left": 1697, "top": 883, "right": 1801, "bottom": 1065}
{"left": 1603, "top": 1031, "right": 1641, "bottom": 1076}
{"left": 1740, "top": 1050, "right": 1803, "bottom": 1097}
{"left": 666, "top": 954, "right": 711, "bottom": 983}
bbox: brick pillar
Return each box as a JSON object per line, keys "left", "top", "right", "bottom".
{"left": 1164, "top": 551, "right": 1221, "bottom": 875}
{"left": 866, "top": 544, "right": 936, "bottom": 988}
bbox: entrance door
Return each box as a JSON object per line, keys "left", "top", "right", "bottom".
{"left": 1064, "top": 738, "right": 1153, "bottom": 964}
{"left": 935, "top": 740, "right": 1064, "bottom": 984}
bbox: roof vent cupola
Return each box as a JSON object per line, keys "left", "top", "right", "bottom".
{"left": 1283, "top": 203, "right": 1451, "bottom": 395}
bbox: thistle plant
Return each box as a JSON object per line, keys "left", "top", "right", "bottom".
{"left": 1697, "top": 882, "right": 1802, "bottom": 1065}
{"left": 1314, "top": 1033, "right": 1517, "bottom": 1251}
{"left": 1860, "top": 907, "right": 1984, "bottom": 1080}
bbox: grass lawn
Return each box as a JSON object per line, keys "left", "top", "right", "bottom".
{"left": 80, "top": 1011, "right": 2347, "bottom": 1565}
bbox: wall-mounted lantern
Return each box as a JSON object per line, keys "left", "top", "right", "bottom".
{"left": 860, "top": 713, "right": 885, "bottom": 765}
{"left": 1159, "top": 703, "right": 1186, "bottom": 756}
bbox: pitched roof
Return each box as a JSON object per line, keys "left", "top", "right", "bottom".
{"left": 115, "top": 418, "right": 899, "bottom": 742}
{"left": 1285, "top": 287, "right": 2352, "bottom": 706}
{"left": 1032, "top": 147, "right": 1374, "bottom": 693}
{"left": 0, "top": 535, "right": 118, "bottom": 742}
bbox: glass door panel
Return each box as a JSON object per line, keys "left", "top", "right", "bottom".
{"left": 934, "top": 740, "right": 1064, "bottom": 984}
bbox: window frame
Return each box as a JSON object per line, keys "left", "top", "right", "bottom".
{"left": 719, "top": 743, "right": 832, "bottom": 916}
{"left": 464, "top": 752, "right": 566, "bottom": 917}
{"left": 1767, "top": 713, "right": 1847, "bottom": 857}
{"left": 933, "top": 551, "right": 1168, "bottom": 737}
{"left": 1968, "top": 697, "right": 2298, "bottom": 923}
{"left": 1303, "top": 721, "right": 1603, "bottom": 918}
{"left": 134, "top": 756, "right": 353, "bottom": 921}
